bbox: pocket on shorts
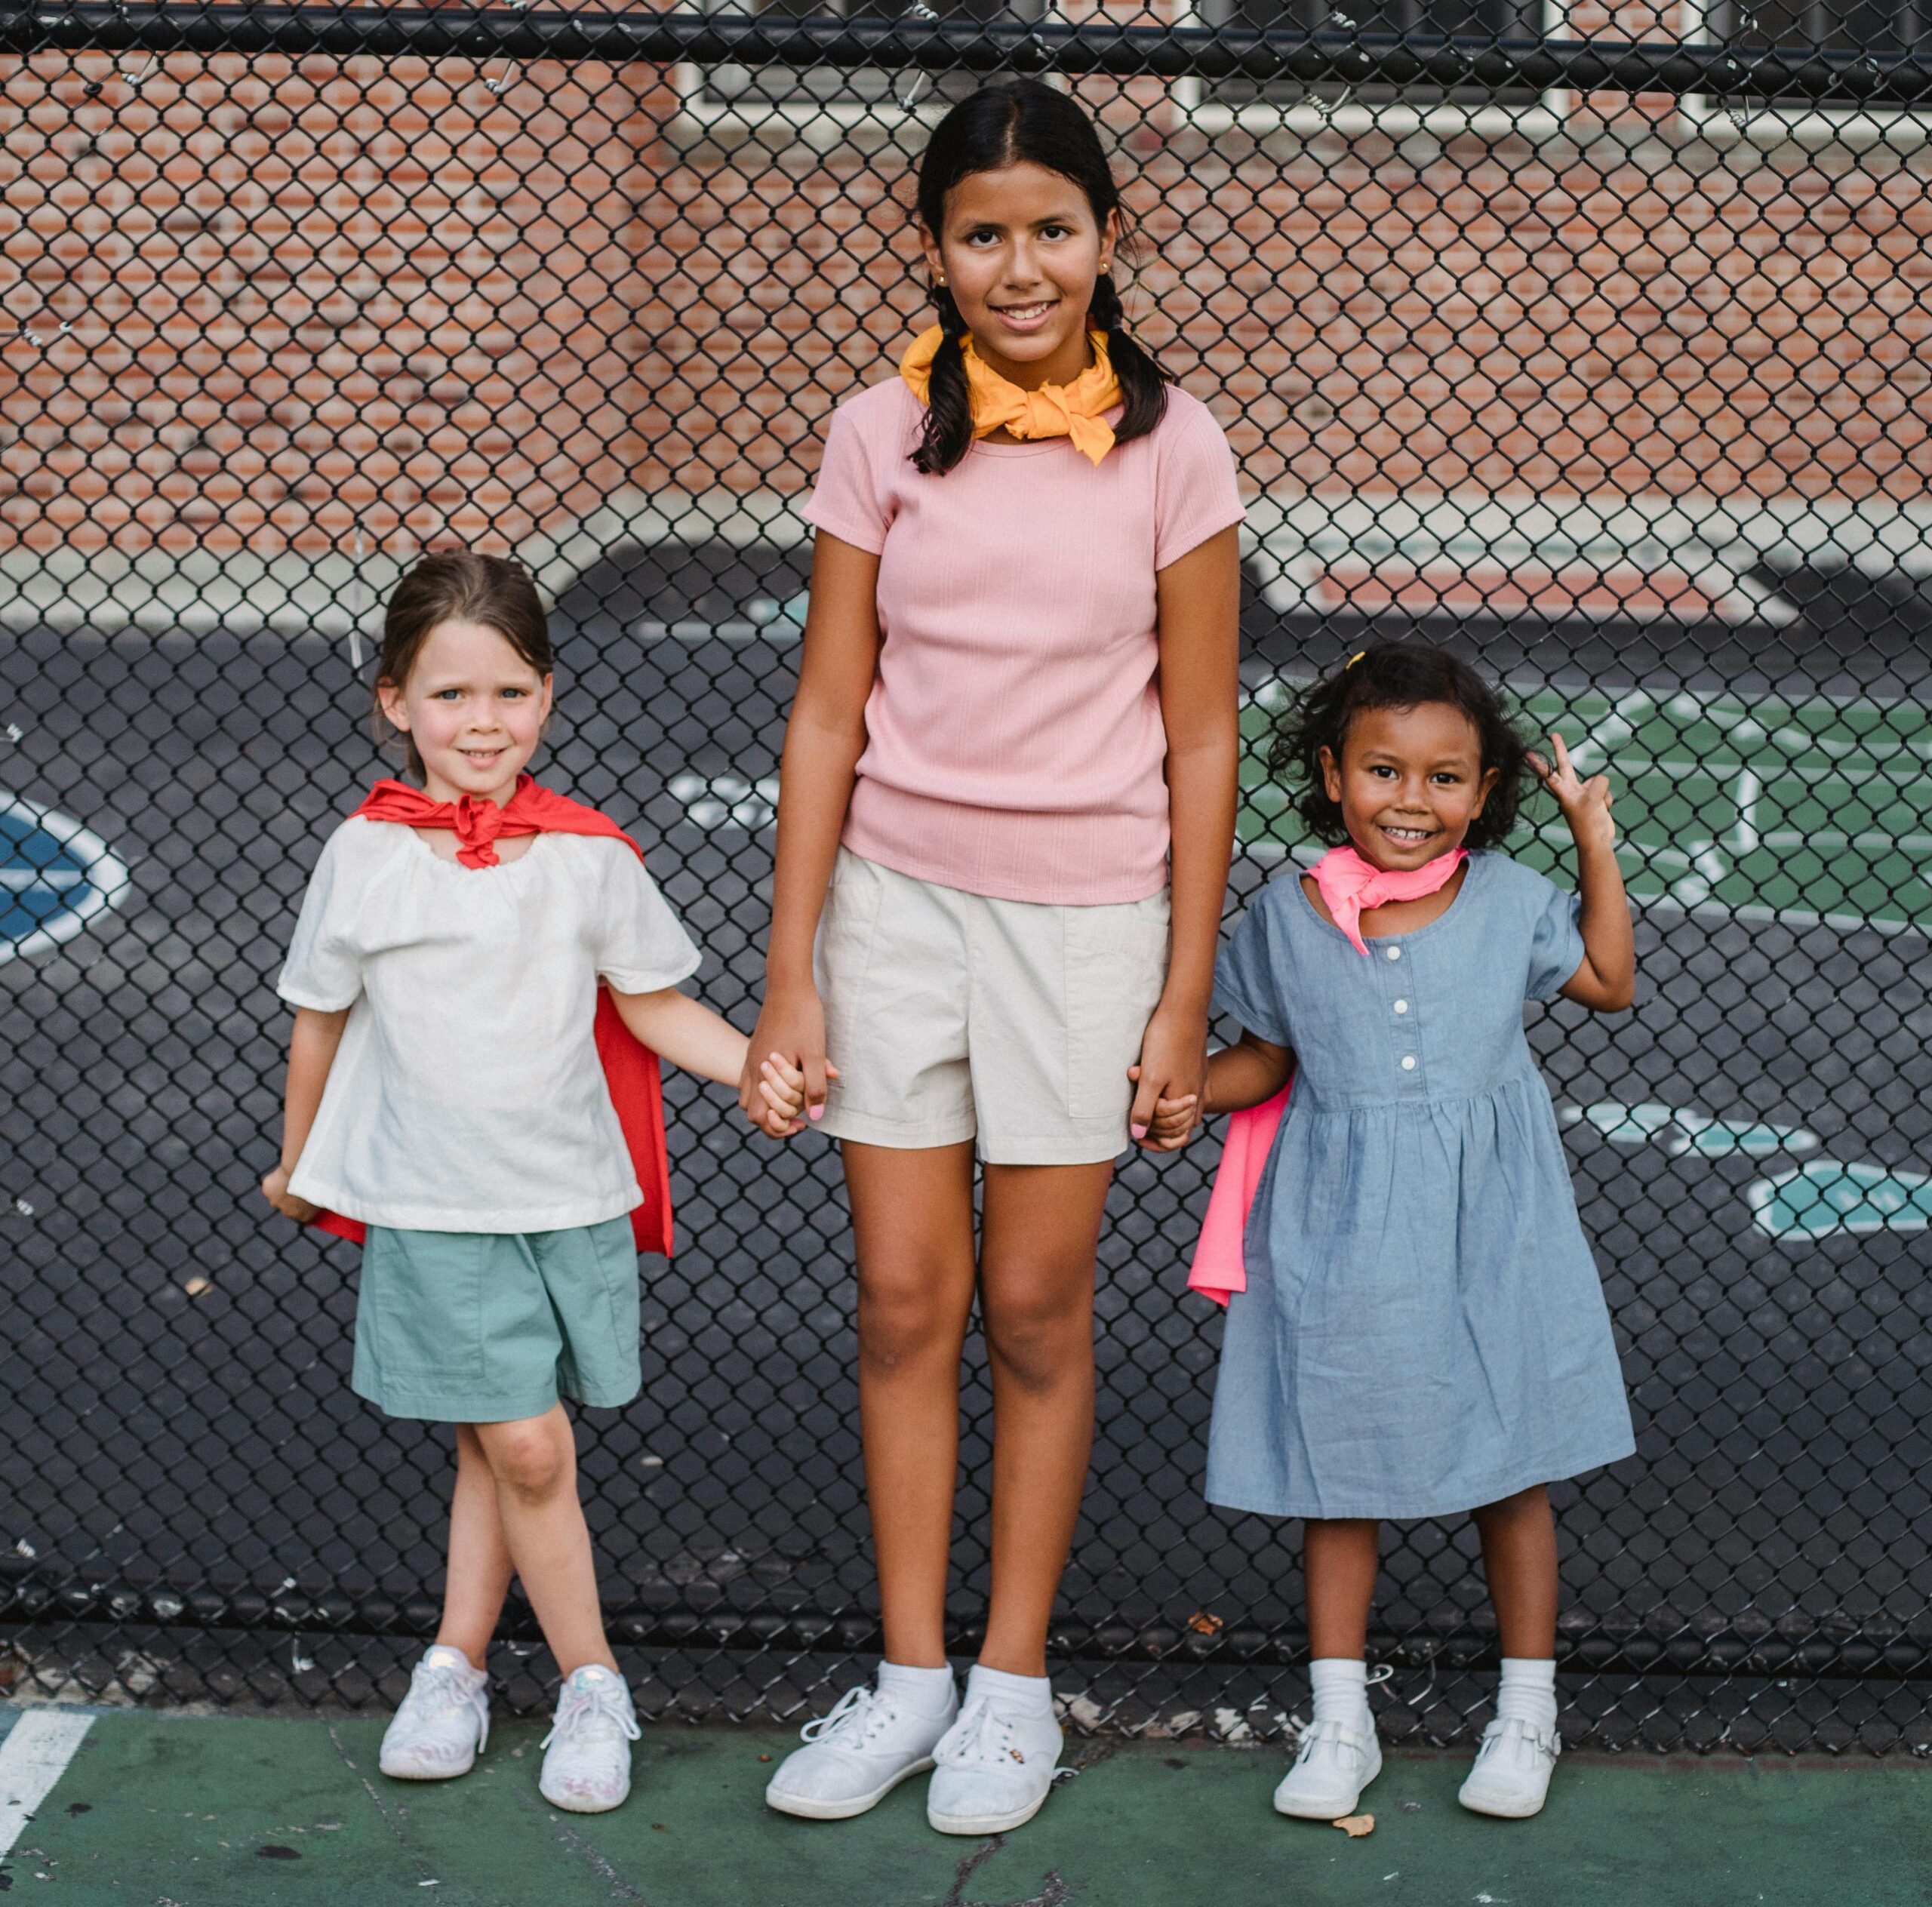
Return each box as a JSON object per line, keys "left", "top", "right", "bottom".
{"left": 1063, "top": 890, "right": 1172, "bottom": 1122}
{"left": 815, "top": 850, "right": 888, "bottom": 1105}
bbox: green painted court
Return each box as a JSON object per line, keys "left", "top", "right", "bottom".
{"left": 1239, "top": 678, "right": 1932, "bottom": 933}
{"left": 5, "top": 1707, "right": 1929, "bottom": 1905}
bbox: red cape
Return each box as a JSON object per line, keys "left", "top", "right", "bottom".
{"left": 306, "top": 775, "right": 674, "bottom": 1256}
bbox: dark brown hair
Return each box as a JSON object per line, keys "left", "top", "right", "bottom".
{"left": 912, "top": 79, "right": 1170, "bottom": 477}
{"left": 1271, "top": 641, "right": 1534, "bottom": 853}
{"left": 374, "top": 550, "right": 552, "bottom": 781}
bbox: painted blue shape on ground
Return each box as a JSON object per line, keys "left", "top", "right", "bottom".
{"left": 1748, "top": 1160, "right": 1932, "bottom": 1241}
{"left": 0, "top": 792, "right": 131, "bottom": 964}
{"left": 1563, "top": 1100, "right": 1820, "bottom": 1158}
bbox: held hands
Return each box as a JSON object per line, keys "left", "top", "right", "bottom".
{"left": 260, "top": 1164, "right": 320, "bottom": 1224}
{"left": 751, "top": 1050, "right": 829, "bottom": 1138}
{"left": 1126, "top": 1001, "right": 1209, "bottom": 1153}
{"left": 1529, "top": 731, "right": 1617, "bottom": 857}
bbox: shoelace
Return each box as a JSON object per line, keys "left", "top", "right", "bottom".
{"left": 542, "top": 1676, "right": 641, "bottom": 1752}
{"left": 403, "top": 1656, "right": 490, "bottom": 1754}
{"left": 935, "top": 1697, "right": 1025, "bottom": 1770}
{"left": 799, "top": 1684, "right": 897, "bottom": 1749}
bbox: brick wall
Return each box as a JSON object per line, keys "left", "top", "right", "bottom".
{"left": 2, "top": 48, "right": 1930, "bottom": 579}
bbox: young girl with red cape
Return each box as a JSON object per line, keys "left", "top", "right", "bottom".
{"left": 263, "top": 551, "right": 805, "bottom": 1814}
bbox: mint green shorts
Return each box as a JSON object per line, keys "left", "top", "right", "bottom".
{"left": 352, "top": 1217, "right": 640, "bottom": 1423}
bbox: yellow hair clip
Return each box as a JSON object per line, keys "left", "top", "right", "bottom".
{"left": 1345, "top": 650, "right": 1367, "bottom": 669}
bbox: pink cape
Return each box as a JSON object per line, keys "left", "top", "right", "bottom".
{"left": 1186, "top": 1081, "right": 1291, "bottom": 1306}
{"left": 1185, "top": 844, "right": 1470, "bottom": 1304}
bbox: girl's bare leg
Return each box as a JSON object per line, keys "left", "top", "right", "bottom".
{"left": 1304, "top": 1519, "right": 1381, "bottom": 1659}
{"left": 432, "top": 1423, "right": 516, "bottom": 1669}
{"left": 471, "top": 1404, "right": 617, "bottom": 1676}
{"left": 1472, "top": 1484, "right": 1558, "bottom": 1659}
{"left": 976, "top": 1160, "right": 1115, "bottom": 1678}
{"left": 843, "top": 1139, "right": 980, "bottom": 1669}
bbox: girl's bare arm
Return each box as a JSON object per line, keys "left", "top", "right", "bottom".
{"left": 737, "top": 531, "right": 881, "bottom": 1125}
{"left": 1129, "top": 523, "right": 1242, "bottom": 1142}
{"left": 1205, "top": 1029, "right": 1294, "bottom": 1115}
{"left": 263, "top": 1004, "right": 350, "bottom": 1220}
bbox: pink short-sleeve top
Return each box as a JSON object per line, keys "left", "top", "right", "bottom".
{"left": 804, "top": 375, "right": 1245, "bottom": 906}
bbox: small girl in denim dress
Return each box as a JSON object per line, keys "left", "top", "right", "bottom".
{"left": 1149, "top": 642, "right": 1636, "bottom": 1825}
{"left": 262, "top": 552, "right": 804, "bottom": 1814}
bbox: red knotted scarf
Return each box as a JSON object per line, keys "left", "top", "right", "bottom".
{"left": 306, "top": 774, "right": 674, "bottom": 1256}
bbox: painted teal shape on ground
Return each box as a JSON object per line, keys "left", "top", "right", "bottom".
{"left": 10, "top": 1712, "right": 1932, "bottom": 1906}
{"left": 1563, "top": 1101, "right": 1820, "bottom": 1158}
{"left": 1749, "top": 1159, "right": 1932, "bottom": 1241}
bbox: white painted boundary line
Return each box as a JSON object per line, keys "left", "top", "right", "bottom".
{"left": 0, "top": 1712, "right": 93, "bottom": 1856}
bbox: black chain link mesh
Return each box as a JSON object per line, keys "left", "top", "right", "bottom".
{"left": 3, "top": 7, "right": 1931, "bottom": 1757}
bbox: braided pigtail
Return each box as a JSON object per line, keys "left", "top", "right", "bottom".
{"left": 1088, "top": 273, "right": 1171, "bottom": 447}
{"left": 912, "top": 285, "right": 976, "bottom": 476}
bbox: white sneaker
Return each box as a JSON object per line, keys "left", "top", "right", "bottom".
{"left": 1457, "top": 1715, "right": 1560, "bottom": 1818}
{"left": 765, "top": 1683, "right": 957, "bottom": 1820}
{"left": 379, "top": 1645, "right": 491, "bottom": 1781}
{"left": 539, "top": 1665, "right": 641, "bottom": 1814}
{"left": 925, "top": 1696, "right": 1063, "bottom": 1836}
{"left": 1273, "top": 1717, "right": 1382, "bottom": 1819}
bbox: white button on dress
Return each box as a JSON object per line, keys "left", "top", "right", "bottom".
{"left": 1401, "top": 1055, "right": 1417, "bottom": 1070}
{"left": 1386, "top": 946, "right": 1401, "bottom": 960}
{"left": 1395, "top": 999, "right": 1409, "bottom": 1013}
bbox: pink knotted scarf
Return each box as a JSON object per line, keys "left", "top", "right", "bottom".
{"left": 1185, "top": 844, "right": 1469, "bottom": 1304}
{"left": 1312, "top": 841, "right": 1467, "bottom": 955}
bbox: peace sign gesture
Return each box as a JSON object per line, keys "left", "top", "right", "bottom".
{"left": 1527, "top": 731, "right": 1616, "bottom": 858}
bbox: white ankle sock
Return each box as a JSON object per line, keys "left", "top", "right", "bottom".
{"left": 1495, "top": 1657, "right": 1558, "bottom": 1735}
{"left": 1308, "top": 1657, "right": 1371, "bottom": 1730}
{"left": 965, "top": 1662, "right": 1053, "bottom": 1718}
{"left": 878, "top": 1661, "right": 956, "bottom": 1714}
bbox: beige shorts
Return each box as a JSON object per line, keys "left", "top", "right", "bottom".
{"left": 814, "top": 848, "right": 1171, "bottom": 1165}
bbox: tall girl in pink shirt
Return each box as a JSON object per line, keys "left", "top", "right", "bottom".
{"left": 746, "top": 80, "right": 1243, "bottom": 1835}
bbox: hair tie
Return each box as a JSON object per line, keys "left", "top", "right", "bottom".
{"left": 1345, "top": 650, "right": 1366, "bottom": 670}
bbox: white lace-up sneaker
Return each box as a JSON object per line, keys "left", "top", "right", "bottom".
{"left": 1457, "top": 1715, "right": 1560, "bottom": 1818}
{"left": 765, "top": 1682, "right": 958, "bottom": 1820}
{"left": 539, "top": 1664, "right": 641, "bottom": 1814}
{"left": 925, "top": 1696, "right": 1063, "bottom": 1836}
{"left": 1272, "top": 1717, "right": 1382, "bottom": 1819}
{"left": 379, "top": 1645, "right": 491, "bottom": 1781}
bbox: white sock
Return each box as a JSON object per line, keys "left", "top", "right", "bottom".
{"left": 1308, "top": 1657, "right": 1371, "bottom": 1731}
{"left": 965, "top": 1662, "right": 1053, "bottom": 1718}
{"left": 1495, "top": 1657, "right": 1558, "bottom": 1735}
{"left": 878, "top": 1660, "right": 956, "bottom": 1714}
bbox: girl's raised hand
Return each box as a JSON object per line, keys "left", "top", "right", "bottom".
{"left": 1529, "top": 731, "right": 1617, "bottom": 857}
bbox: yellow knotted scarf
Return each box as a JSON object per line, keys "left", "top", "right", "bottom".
{"left": 899, "top": 325, "right": 1122, "bottom": 466}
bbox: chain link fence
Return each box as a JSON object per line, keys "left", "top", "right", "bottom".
{"left": 2, "top": 2, "right": 1931, "bottom": 1756}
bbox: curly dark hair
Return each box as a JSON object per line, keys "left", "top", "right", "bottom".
{"left": 1269, "top": 641, "right": 1535, "bottom": 852}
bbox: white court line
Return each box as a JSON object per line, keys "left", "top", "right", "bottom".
{"left": 0, "top": 1712, "right": 94, "bottom": 1856}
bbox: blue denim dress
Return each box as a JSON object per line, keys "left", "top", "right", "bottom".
{"left": 1205, "top": 850, "right": 1635, "bottom": 1521}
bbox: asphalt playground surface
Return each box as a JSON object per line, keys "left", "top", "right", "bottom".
{"left": 3, "top": 540, "right": 1932, "bottom": 1740}
{"left": 4, "top": 1704, "right": 1931, "bottom": 1905}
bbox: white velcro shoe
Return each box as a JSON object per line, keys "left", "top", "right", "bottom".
{"left": 1457, "top": 1715, "right": 1560, "bottom": 1818}
{"left": 379, "top": 1645, "right": 491, "bottom": 1781}
{"left": 765, "top": 1683, "right": 957, "bottom": 1820}
{"left": 925, "top": 1696, "right": 1063, "bottom": 1837}
{"left": 1272, "top": 1717, "right": 1382, "bottom": 1819}
{"left": 539, "top": 1664, "right": 641, "bottom": 1814}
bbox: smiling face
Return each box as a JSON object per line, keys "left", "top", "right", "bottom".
{"left": 376, "top": 617, "right": 552, "bottom": 807}
{"left": 1320, "top": 700, "right": 1501, "bottom": 872}
{"left": 921, "top": 161, "right": 1118, "bottom": 392}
